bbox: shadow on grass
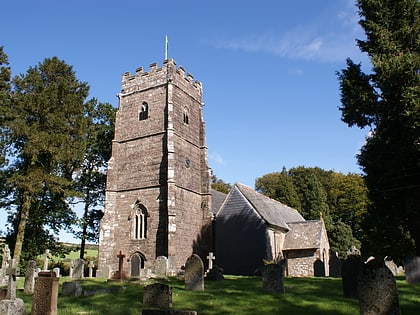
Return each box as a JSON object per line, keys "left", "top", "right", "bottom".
{"left": 14, "top": 276, "right": 419, "bottom": 315}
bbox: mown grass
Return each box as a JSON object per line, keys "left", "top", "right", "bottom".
{"left": 14, "top": 275, "right": 419, "bottom": 315}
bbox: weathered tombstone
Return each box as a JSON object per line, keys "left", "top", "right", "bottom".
{"left": 31, "top": 272, "right": 59, "bottom": 315}
{"left": 0, "top": 245, "right": 11, "bottom": 286}
{"left": 0, "top": 259, "right": 25, "bottom": 315}
{"left": 62, "top": 281, "right": 83, "bottom": 297}
{"left": 357, "top": 258, "right": 400, "bottom": 315}
{"left": 404, "top": 256, "right": 420, "bottom": 284}
{"left": 142, "top": 310, "right": 197, "bottom": 315}
{"left": 329, "top": 252, "right": 342, "bottom": 277}
{"left": 155, "top": 256, "right": 168, "bottom": 277}
{"left": 42, "top": 249, "right": 51, "bottom": 271}
{"left": 341, "top": 255, "right": 364, "bottom": 298}
{"left": 184, "top": 254, "right": 204, "bottom": 291}
{"left": 262, "top": 263, "right": 284, "bottom": 293}
{"left": 24, "top": 260, "right": 37, "bottom": 294}
{"left": 72, "top": 258, "right": 85, "bottom": 279}
{"left": 143, "top": 283, "right": 172, "bottom": 308}
{"left": 88, "top": 261, "right": 95, "bottom": 278}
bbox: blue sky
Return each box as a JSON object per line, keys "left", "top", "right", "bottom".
{"left": 1, "top": 0, "right": 370, "bottom": 240}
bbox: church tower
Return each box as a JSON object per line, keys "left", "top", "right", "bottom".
{"left": 97, "top": 59, "right": 212, "bottom": 277}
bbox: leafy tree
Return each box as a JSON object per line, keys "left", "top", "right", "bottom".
{"left": 210, "top": 175, "right": 231, "bottom": 194}
{"left": 73, "top": 98, "right": 116, "bottom": 259}
{"left": 337, "top": 0, "right": 420, "bottom": 257}
{"left": 0, "top": 57, "right": 89, "bottom": 264}
{"left": 255, "top": 167, "right": 301, "bottom": 210}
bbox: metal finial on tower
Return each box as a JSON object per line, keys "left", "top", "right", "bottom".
{"left": 165, "top": 35, "right": 169, "bottom": 60}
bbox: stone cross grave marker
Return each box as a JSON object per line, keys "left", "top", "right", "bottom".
{"left": 1, "top": 245, "right": 11, "bottom": 270}
{"left": 117, "top": 250, "right": 125, "bottom": 280}
{"left": 72, "top": 258, "right": 85, "bottom": 279}
{"left": 24, "top": 260, "right": 37, "bottom": 294}
{"left": 42, "top": 249, "right": 51, "bottom": 271}
{"left": 155, "top": 256, "right": 168, "bottom": 277}
{"left": 88, "top": 260, "right": 95, "bottom": 278}
{"left": 206, "top": 252, "right": 215, "bottom": 270}
{"left": 262, "top": 263, "right": 285, "bottom": 293}
{"left": 184, "top": 254, "right": 204, "bottom": 291}
{"left": 357, "top": 257, "right": 400, "bottom": 315}
{"left": 6, "top": 259, "right": 17, "bottom": 300}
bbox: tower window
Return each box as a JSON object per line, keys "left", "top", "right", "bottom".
{"left": 139, "top": 102, "right": 149, "bottom": 121}
{"left": 133, "top": 205, "right": 148, "bottom": 239}
{"left": 183, "top": 110, "right": 189, "bottom": 125}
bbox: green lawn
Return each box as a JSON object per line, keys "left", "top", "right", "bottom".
{"left": 14, "top": 276, "right": 419, "bottom": 315}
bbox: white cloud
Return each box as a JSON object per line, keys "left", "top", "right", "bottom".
{"left": 209, "top": 152, "right": 225, "bottom": 165}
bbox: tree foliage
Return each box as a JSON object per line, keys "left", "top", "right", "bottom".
{"left": 256, "top": 166, "right": 368, "bottom": 257}
{"left": 0, "top": 56, "right": 89, "bottom": 264}
{"left": 211, "top": 175, "right": 231, "bottom": 194}
{"left": 337, "top": 0, "right": 420, "bottom": 257}
{"left": 73, "top": 98, "right": 116, "bottom": 259}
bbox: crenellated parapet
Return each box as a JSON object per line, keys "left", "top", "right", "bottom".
{"left": 120, "top": 59, "right": 203, "bottom": 98}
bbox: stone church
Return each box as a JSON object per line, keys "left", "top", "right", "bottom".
{"left": 97, "top": 59, "right": 213, "bottom": 277}
{"left": 97, "top": 59, "right": 330, "bottom": 278}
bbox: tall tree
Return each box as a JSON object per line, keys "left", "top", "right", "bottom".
{"left": 73, "top": 98, "right": 116, "bottom": 259}
{"left": 210, "top": 175, "right": 231, "bottom": 194}
{"left": 337, "top": 0, "right": 420, "bottom": 257}
{"left": 1, "top": 57, "right": 89, "bottom": 264}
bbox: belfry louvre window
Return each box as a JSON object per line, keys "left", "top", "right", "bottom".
{"left": 133, "top": 205, "right": 148, "bottom": 239}
{"left": 183, "top": 109, "right": 189, "bottom": 125}
{"left": 139, "top": 102, "right": 149, "bottom": 121}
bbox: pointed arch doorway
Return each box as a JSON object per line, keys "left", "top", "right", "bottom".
{"left": 130, "top": 252, "right": 145, "bottom": 277}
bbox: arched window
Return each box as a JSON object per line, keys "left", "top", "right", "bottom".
{"left": 139, "top": 102, "right": 149, "bottom": 121}
{"left": 133, "top": 204, "right": 148, "bottom": 239}
{"left": 183, "top": 108, "right": 189, "bottom": 125}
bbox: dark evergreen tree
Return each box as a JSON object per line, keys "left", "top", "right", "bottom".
{"left": 337, "top": 0, "right": 420, "bottom": 257}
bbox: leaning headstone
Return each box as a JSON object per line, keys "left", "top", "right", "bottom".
{"left": 62, "top": 281, "right": 83, "bottom": 297}
{"left": 329, "top": 252, "right": 342, "bottom": 277}
{"left": 24, "top": 260, "right": 37, "bottom": 294}
{"left": 184, "top": 254, "right": 204, "bottom": 291}
{"left": 155, "top": 256, "right": 168, "bottom": 277}
{"left": 357, "top": 258, "right": 400, "bottom": 315}
{"left": 31, "top": 272, "right": 59, "bottom": 315}
{"left": 72, "top": 258, "right": 85, "bottom": 279}
{"left": 262, "top": 263, "right": 284, "bottom": 293}
{"left": 143, "top": 283, "right": 172, "bottom": 308}
{"left": 0, "top": 259, "right": 25, "bottom": 315}
{"left": 404, "top": 256, "right": 420, "bottom": 284}
{"left": 341, "top": 255, "right": 364, "bottom": 298}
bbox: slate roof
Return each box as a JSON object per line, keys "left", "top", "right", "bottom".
{"left": 283, "top": 220, "right": 324, "bottom": 250}
{"left": 234, "top": 183, "right": 305, "bottom": 230}
{"left": 211, "top": 189, "right": 227, "bottom": 215}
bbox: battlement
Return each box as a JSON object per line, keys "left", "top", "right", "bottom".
{"left": 120, "top": 59, "right": 202, "bottom": 96}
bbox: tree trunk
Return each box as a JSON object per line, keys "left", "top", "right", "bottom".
{"left": 13, "top": 192, "right": 31, "bottom": 265}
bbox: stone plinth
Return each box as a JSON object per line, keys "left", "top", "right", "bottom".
{"left": 31, "top": 276, "right": 59, "bottom": 315}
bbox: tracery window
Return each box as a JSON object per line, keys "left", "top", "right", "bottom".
{"left": 133, "top": 204, "right": 148, "bottom": 239}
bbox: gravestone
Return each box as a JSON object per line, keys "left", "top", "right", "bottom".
{"left": 69, "top": 260, "right": 74, "bottom": 278}
{"left": 155, "top": 256, "right": 168, "bottom": 277}
{"left": 24, "top": 260, "right": 37, "bottom": 294}
{"left": 262, "top": 264, "right": 284, "bottom": 293}
{"left": 143, "top": 283, "right": 172, "bottom": 308}
{"left": 206, "top": 252, "right": 215, "bottom": 271}
{"left": 72, "top": 258, "right": 85, "bottom": 279}
{"left": 0, "top": 259, "right": 25, "bottom": 315}
{"left": 404, "top": 256, "right": 420, "bottom": 284}
{"left": 53, "top": 268, "right": 60, "bottom": 277}
{"left": 31, "top": 272, "right": 59, "bottom": 315}
{"left": 329, "top": 252, "right": 341, "bottom": 277}
{"left": 357, "top": 258, "right": 400, "bottom": 315}
{"left": 88, "top": 261, "right": 95, "bottom": 278}
{"left": 184, "top": 254, "right": 204, "bottom": 291}
{"left": 0, "top": 245, "right": 11, "bottom": 286}
{"left": 167, "top": 256, "right": 177, "bottom": 276}
{"left": 42, "top": 249, "right": 51, "bottom": 271}
{"left": 341, "top": 255, "right": 364, "bottom": 298}
{"left": 62, "top": 281, "right": 83, "bottom": 297}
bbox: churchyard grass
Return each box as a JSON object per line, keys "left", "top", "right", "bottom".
{"left": 14, "top": 275, "right": 419, "bottom": 315}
